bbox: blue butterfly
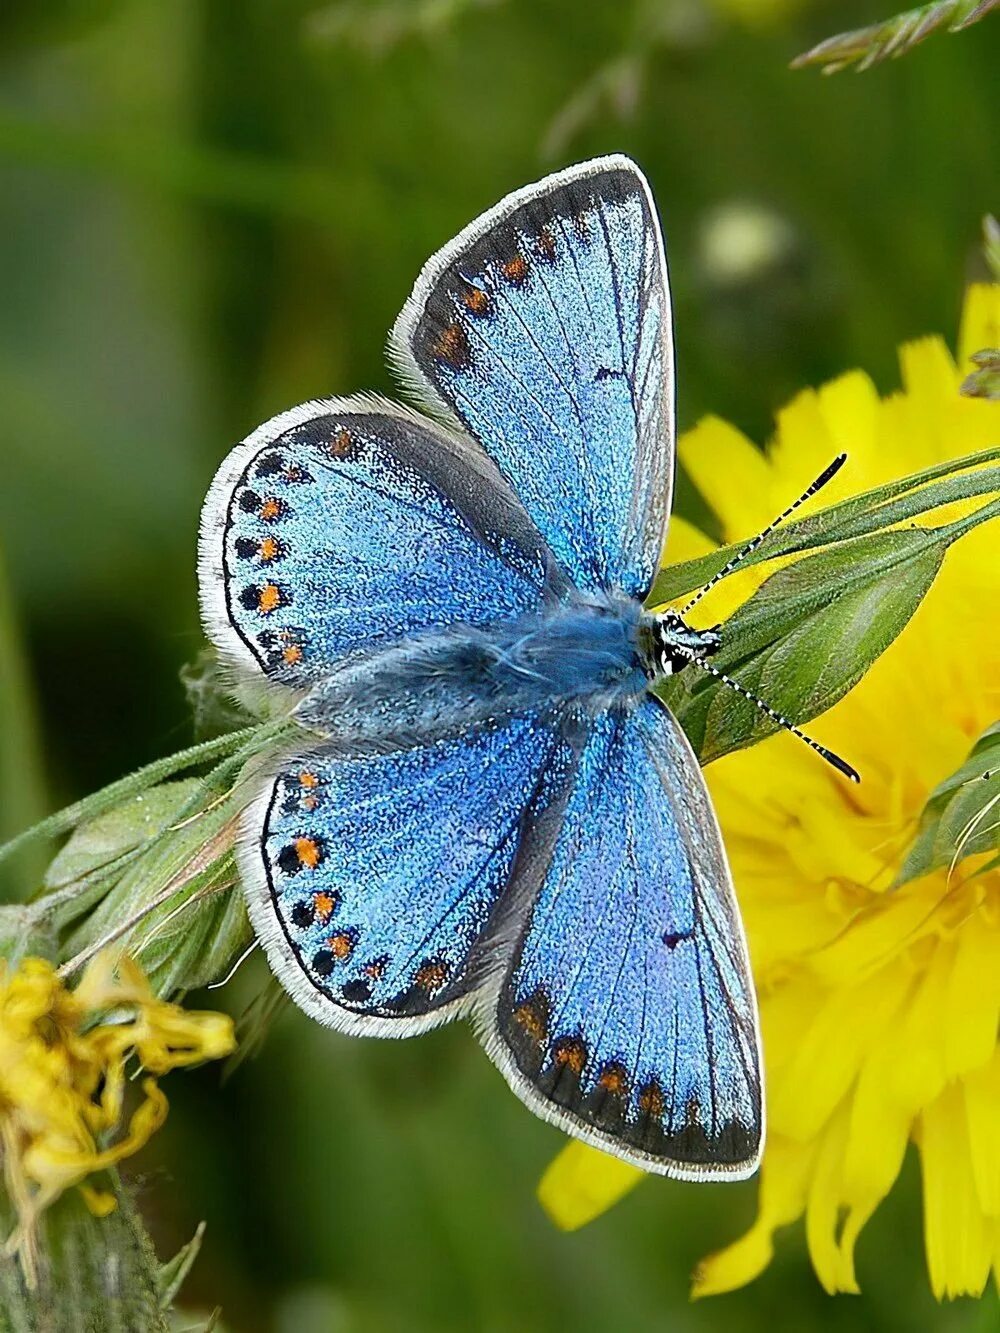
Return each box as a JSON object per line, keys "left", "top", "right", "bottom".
{"left": 199, "top": 157, "right": 765, "bottom": 1179}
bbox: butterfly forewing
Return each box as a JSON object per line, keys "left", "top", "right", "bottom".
{"left": 199, "top": 396, "right": 564, "bottom": 688}
{"left": 391, "top": 155, "right": 674, "bottom": 601}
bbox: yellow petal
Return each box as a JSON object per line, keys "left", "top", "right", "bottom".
{"left": 690, "top": 1217, "right": 776, "bottom": 1299}
{"left": 836, "top": 1029, "right": 917, "bottom": 1286}
{"left": 958, "top": 283, "right": 1000, "bottom": 366}
{"left": 771, "top": 389, "right": 842, "bottom": 493}
{"left": 678, "top": 416, "right": 775, "bottom": 540}
{"left": 660, "top": 514, "right": 715, "bottom": 569}
{"left": 692, "top": 1135, "right": 818, "bottom": 1298}
{"left": 943, "top": 911, "right": 1000, "bottom": 1080}
{"left": 964, "top": 1052, "right": 1000, "bottom": 1218}
{"left": 537, "top": 1140, "right": 643, "bottom": 1231}
{"left": 920, "top": 1081, "right": 993, "bottom": 1300}
{"left": 767, "top": 962, "right": 910, "bottom": 1140}
{"left": 804, "top": 1101, "right": 858, "bottom": 1294}
{"left": 814, "top": 371, "right": 881, "bottom": 482}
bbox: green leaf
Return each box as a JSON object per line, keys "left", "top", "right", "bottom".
{"left": 157, "top": 1223, "right": 206, "bottom": 1313}
{"left": 0, "top": 903, "right": 58, "bottom": 967}
{"left": 647, "top": 444, "right": 1000, "bottom": 607}
{"left": 134, "top": 861, "right": 250, "bottom": 997}
{"left": 961, "top": 348, "right": 1000, "bottom": 401}
{"left": 0, "top": 727, "right": 263, "bottom": 873}
{"left": 658, "top": 511, "right": 992, "bottom": 766}
{"left": 62, "top": 792, "right": 244, "bottom": 997}
{"left": 44, "top": 779, "right": 203, "bottom": 893}
{"left": 896, "top": 723, "right": 1000, "bottom": 885}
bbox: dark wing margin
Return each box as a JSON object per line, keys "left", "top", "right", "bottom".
{"left": 389, "top": 155, "right": 674, "bottom": 600}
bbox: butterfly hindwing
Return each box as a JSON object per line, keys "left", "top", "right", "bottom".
{"left": 489, "top": 697, "right": 762, "bottom": 1178}
{"left": 241, "top": 709, "right": 574, "bottom": 1034}
{"left": 390, "top": 156, "right": 674, "bottom": 600}
{"left": 199, "top": 396, "right": 565, "bottom": 688}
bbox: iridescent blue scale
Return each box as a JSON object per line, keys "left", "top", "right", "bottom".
{"left": 199, "top": 156, "right": 763, "bottom": 1179}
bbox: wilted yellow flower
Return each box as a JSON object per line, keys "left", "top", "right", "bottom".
{"left": 0, "top": 951, "right": 235, "bottom": 1286}
{"left": 539, "top": 285, "right": 1000, "bottom": 1300}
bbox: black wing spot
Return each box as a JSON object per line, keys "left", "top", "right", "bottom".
{"left": 341, "top": 979, "right": 372, "bottom": 1004}
{"left": 663, "top": 930, "right": 693, "bottom": 950}
{"left": 312, "top": 949, "right": 335, "bottom": 977}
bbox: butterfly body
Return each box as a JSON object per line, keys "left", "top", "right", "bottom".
{"left": 200, "top": 156, "right": 764, "bottom": 1180}
{"left": 296, "top": 592, "right": 651, "bottom": 745}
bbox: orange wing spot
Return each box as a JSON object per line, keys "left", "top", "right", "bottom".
{"left": 259, "top": 536, "right": 281, "bottom": 562}
{"left": 328, "top": 931, "right": 355, "bottom": 960}
{"left": 433, "top": 322, "right": 470, "bottom": 369}
{"left": 294, "top": 836, "right": 321, "bottom": 869}
{"left": 313, "top": 891, "right": 336, "bottom": 922}
{"left": 598, "top": 1063, "right": 628, "bottom": 1095}
{"left": 462, "top": 285, "right": 491, "bottom": 316}
{"left": 553, "top": 1036, "right": 587, "bottom": 1074}
{"left": 282, "top": 643, "right": 302, "bottom": 666}
{"left": 329, "top": 428, "right": 354, "bottom": 459}
{"left": 535, "top": 227, "right": 556, "bottom": 262}
{"left": 638, "top": 1082, "right": 665, "bottom": 1117}
{"left": 503, "top": 254, "right": 528, "bottom": 285}
{"left": 258, "top": 583, "right": 282, "bottom": 614}
{"left": 414, "top": 959, "right": 450, "bottom": 991}
{"left": 364, "top": 957, "right": 388, "bottom": 981}
{"left": 259, "top": 497, "right": 283, "bottom": 521}
{"left": 301, "top": 794, "right": 318, "bottom": 811}
{"left": 513, "top": 1001, "right": 547, "bottom": 1043}
{"left": 299, "top": 771, "right": 320, "bottom": 789}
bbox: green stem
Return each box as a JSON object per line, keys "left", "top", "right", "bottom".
{"left": 0, "top": 727, "right": 263, "bottom": 872}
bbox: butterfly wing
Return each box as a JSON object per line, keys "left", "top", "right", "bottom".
{"left": 198, "top": 395, "right": 568, "bottom": 689}
{"left": 487, "top": 697, "right": 763, "bottom": 1179}
{"left": 390, "top": 155, "right": 674, "bottom": 600}
{"left": 241, "top": 708, "right": 574, "bottom": 1034}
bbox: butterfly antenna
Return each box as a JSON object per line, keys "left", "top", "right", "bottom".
{"left": 680, "top": 453, "right": 847, "bottom": 617}
{"left": 684, "top": 654, "right": 861, "bottom": 783}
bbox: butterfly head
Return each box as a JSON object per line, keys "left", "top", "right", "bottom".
{"left": 641, "top": 610, "right": 722, "bottom": 681}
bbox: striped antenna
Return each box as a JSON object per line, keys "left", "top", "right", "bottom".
{"left": 680, "top": 453, "right": 847, "bottom": 618}
{"left": 685, "top": 654, "right": 861, "bottom": 783}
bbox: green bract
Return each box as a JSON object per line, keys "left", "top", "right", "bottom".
{"left": 653, "top": 445, "right": 1000, "bottom": 763}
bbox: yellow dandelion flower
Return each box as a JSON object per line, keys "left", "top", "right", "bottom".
{"left": 538, "top": 284, "right": 1000, "bottom": 1301}
{"left": 0, "top": 951, "right": 235, "bottom": 1286}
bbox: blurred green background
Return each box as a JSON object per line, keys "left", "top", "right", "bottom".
{"left": 1, "top": 2, "right": 997, "bottom": 1329}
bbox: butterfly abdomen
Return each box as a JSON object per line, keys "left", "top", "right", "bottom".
{"left": 296, "top": 592, "right": 646, "bottom": 744}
